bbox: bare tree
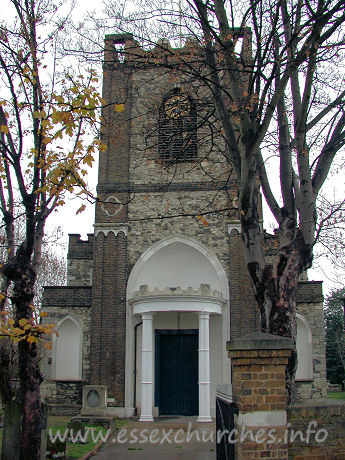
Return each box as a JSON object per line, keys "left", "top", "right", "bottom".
{"left": 0, "top": 0, "right": 104, "bottom": 457}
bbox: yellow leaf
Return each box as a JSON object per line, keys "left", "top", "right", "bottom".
{"left": 27, "top": 335, "right": 37, "bottom": 344}
{"left": 40, "top": 312, "right": 48, "bottom": 317}
{"left": 1, "top": 125, "right": 9, "bottom": 134}
{"left": 51, "top": 111, "right": 62, "bottom": 124}
{"left": 98, "top": 143, "right": 107, "bottom": 153}
{"left": 114, "top": 103, "right": 125, "bottom": 113}
{"left": 197, "top": 215, "right": 209, "bottom": 226}
{"left": 76, "top": 204, "right": 86, "bottom": 215}
{"left": 19, "top": 318, "right": 28, "bottom": 326}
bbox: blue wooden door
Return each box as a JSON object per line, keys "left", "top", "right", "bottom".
{"left": 155, "top": 330, "right": 198, "bottom": 415}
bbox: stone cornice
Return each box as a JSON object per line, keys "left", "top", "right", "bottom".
{"left": 129, "top": 284, "right": 225, "bottom": 315}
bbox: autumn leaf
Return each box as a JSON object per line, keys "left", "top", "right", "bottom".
{"left": 114, "top": 103, "right": 125, "bottom": 113}
{"left": 76, "top": 204, "right": 86, "bottom": 215}
{"left": 27, "top": 335, "right": 37, "bottom": 344}
{"left": 1, "top": 125, "right": 9, "bottom": 134}
{"left": 197, "top": 215, "right": 209, "bottom": 226}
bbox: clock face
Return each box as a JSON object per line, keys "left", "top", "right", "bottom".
{"left": 164, "top": 94, "right": 190, "bottom": 119}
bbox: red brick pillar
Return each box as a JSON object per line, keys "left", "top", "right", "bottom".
{"left": 227, "top": 332, "right": 293, "bottom": 459}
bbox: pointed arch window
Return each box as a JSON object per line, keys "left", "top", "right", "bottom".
{"left": 296, "top": 314, "right": 313, "bottom": 381}
{"left": 158, "top": 88, "right": 197, "bottom": 163}
{"left": 52, "top": 316, "right": 83, "bottom": 381}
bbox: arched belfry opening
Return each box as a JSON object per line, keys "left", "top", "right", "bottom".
{"left": 158, "top": 88, "right": 198, "bottom": 164}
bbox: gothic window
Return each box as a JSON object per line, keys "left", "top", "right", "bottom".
{"left": 53, "top": 316, "right": 83, "bottom": 381}
{"left": 295, "top": 314, "right": 313, "bottom": 381}
{"left": 158, "top": 88, "right": 197, "bottom": 163}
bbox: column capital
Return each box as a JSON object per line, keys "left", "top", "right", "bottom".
{"left": 198, "top": 311, "right": 210, "bottom": 319}
{"left": 141, "top": 312, "right": 154, "bottom": 321}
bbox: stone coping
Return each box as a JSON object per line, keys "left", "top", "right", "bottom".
{"left": 227, "top": 331, "right": 294, "bottom": 351}
{"left": 288, "top": 398, "right": 345, "bottom": 408}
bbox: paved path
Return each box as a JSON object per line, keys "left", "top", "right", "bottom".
{"left": 92, "top": 416, "right": 216, "bottom": 460}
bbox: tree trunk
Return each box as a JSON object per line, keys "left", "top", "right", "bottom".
{"left": 1, "top": 400, "right": 22, "bottom": 460}
{"left": 261, "top": 271, "right": 299, "bottom": 405}
{"left": 9, "top": 261, "right": 42, "bottom": 460}
{"left": 18, "top": 340, "right": 42, "bottom": 460}
{"left": 243, "top": 215, "right": 309, "bottom": 404}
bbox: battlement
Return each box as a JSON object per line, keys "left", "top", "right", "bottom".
{"left": 68, "top": 234, "right": 94, "bottom": 260}
{"left": 104, "top": 29, "right": 252, "bottom": 66}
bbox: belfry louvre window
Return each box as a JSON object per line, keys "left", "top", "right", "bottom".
{"left": 158, "top": 88, "right": 197, "bottom": 163}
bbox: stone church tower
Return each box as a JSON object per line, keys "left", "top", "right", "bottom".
{"left": 42, "top": 34, "right": 327, "bottom": 418}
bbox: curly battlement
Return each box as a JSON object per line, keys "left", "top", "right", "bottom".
{"left": 133, "top": 283, "right": 223, "bottom": 298}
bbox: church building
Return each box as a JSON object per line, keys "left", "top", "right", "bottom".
{"left": 41, "top": 33, "right": 327, "bottom": 420}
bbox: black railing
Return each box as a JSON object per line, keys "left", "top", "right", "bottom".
{"left": 216, "top": 386, "right": 237, "bottom": 460}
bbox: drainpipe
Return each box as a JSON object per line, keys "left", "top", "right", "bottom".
{"left": 133, "top": 321, "right": 142, "bottom": 416}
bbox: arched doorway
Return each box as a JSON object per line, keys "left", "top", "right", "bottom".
{"left": 126, "top": 236, "right": 230, "bottom": 421}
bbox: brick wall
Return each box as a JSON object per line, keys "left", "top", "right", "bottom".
{"left": 227, "top": 333, "right": 345, "bottom": 460}
{"left": 287, "top": 401, "right": 345, "bottom": 459}
{"left": 89, "top": 231, "right": 127, "bottom": 404}
{"left": 227, "top": 334, "right": 293, "bottom": 460}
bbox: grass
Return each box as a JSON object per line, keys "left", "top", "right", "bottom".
{"left": 47, "top": 416, "right": 127, "bottom": 459}
{"left": 327, "top": 391, "right": 345, "bottom": 400}
{"left": 0, "top": 415, "right": 127, "bottom": 459}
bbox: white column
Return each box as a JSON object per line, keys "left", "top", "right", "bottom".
{"left": 198, "top": 312, "right": 212, "bottom": 422}
{"left": 139, "top": 312, "right": 154, "bottom": 422}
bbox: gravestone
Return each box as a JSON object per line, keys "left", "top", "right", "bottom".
{"left": 67, "top": 420, "right": 86, "bottom": 443}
